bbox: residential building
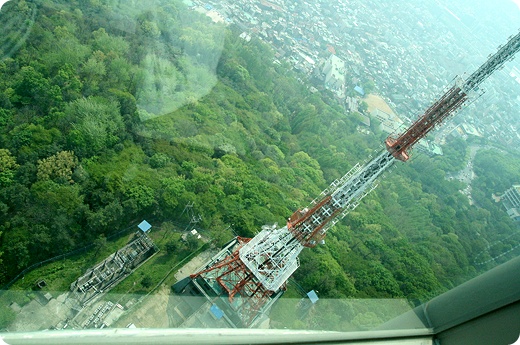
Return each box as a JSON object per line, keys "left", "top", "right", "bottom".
{"left": 501, "top": 184, "right": 520, "bottom": 222}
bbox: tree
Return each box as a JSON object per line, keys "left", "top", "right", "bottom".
{"left": 122, "top": 184, "right": 155, "bottom": 214}
{"left": 41, "top": 26, "right": 91, "bottom": 72}
{"left": 4, "top": 240, "right": 29, "bottom": 271}
{"left": 208, "top": 218, "right": 233, "bottom": 248}
{"left": 12, "top": 66, "right": 54, "bottom": 108}
{"left": 139, "top": 20, "right": 161, "bottom": 39}
{"left": 52, "top": 64, "right": 83, "bottom": 101}
{"left": 30, "top": 180, "right": 85, "bottom": 230}
{"left": 0, "top": 0, "right": 511, "bottom": 301}
{"left": 64, "top": 97, "right": 124, "bottom": 156}
{"left": 136, "top": 54, "right": 181, "bottom": 115}
{"left": 149, "top": 153, "right": 170, "bottom": 168}
{"left": 185, "top": 234, "right": 199, "bottom": 251}
{"left": 81, "top": 52, "right": 107, "bottom": 95}
{"left": 165, "top": 233, "right": 183, "bottom": 255}
{"left": 37, "top": 150, "right": 78, "bottom": 184}
{"left": 92, "top": 28, "right": 129, "bottom": 56}
{"left": 0, "top": 149, "right": 18, "bottom": 187}
{"left": 108, "top": 88, "right": 138, "bottom": 131}
{"left": 93, "top": 234, "right": 107, "bottom": 257}
{"left": 351, "top": 312, "right": 382, "bottom": 330}
{"left": 86, "top": 200, "right": 124, "bottom": 234}
{"left": 165, "top": 240, "right": 177, "bottom": 255}
{"left": 362, "top": 79, "right": 376, "bottom": 95}
{"left": 160, "top": 176, "right": 186, "bottom": 213}
{"left": 0, "top": 230, "right": 4, "bottom": 283}
{"left": 358, "top": 101, "right": 369, "bottom": 114}
{"left": 141, "top": 274, "right": 153, "bottom": 289}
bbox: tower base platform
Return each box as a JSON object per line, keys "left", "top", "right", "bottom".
{"left": 168, "top": 237, "right": 284, "bottom": 328}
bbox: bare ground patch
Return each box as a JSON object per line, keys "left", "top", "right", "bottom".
{"left": 364, "top": 94, "right": 395, "bottom": 115}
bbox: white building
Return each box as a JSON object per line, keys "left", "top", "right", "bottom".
{"left": 370, "top": 108, "right": 404, "bottom": 134}
{"left": 322, "top": 54, "right": 346, "bottom": 97}
{"left": 502, "top": 185, "right": 520, "bottom": 222}
{"left": 510, "top": 66, "right": 520, "bottom": 85}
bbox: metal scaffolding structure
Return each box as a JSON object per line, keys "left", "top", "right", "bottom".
{"left": 71, "top": 232, "right": 156, "bottom": 306}
{"left": 189, "top": 29, "right": 520, "bottom": 327}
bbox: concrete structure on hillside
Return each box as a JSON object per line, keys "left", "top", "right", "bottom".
{"left": 415, "top": 139, "right": 444, "bottom": 157}
{"left": 501, "top": 185, "right": 520, "bottom": 222}
{"left": 370, "top": 108, "right": 404, "bottom": 134}
{"left": 322, "top": 54, "right": 346, "bottom": 97}
{"left": 345, "top": 96, "right": 359, "bottom": 112}
{"left": 510, "top": 66, "right": 520, "bottom": 85}
{"left": 70, "top": 232, "right": 156, "bottom": 307}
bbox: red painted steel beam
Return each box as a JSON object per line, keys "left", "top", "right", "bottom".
{"left": 386, "top": 86, "right": 467, "bottom": 161}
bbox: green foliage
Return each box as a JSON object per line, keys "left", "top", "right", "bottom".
{"left": 92, "top": 28, "right": 129, "bottom": 56}
{"left": 37, "top": 150, "right": 78, "bottom": 184}
{"left": 358, "top": 101, "right": 369, "bottom": 114}
{"left": 64, "top": 97, "right": 124, "bottom": 156}
{"left": 140, "top": 275, "right": 153, "bottom": 289}
{"left": 0, "top": 304, "right": 15, "bottom": 329}
{"left": 0, "top": 149, "right": 19, "bottom": 186}
{"left": 432, "top": 137, "right": 468, "bottom": 172}
{"left": 12, "top": 66, "right": 61, "bottom": 111}
{"left": 149, "top": 152, "right": 170, "bottom": 168}
{"left": 165, "top": 234, "right": 182, "bottom": 255}
{"left": 160, "top": 176, "right": 186, "bottom": 214}
{"left": 53, "top": 64, "right": 83, "bottom": 101}
{"left": 93, "top": 234, "right": 107, "bottom": 256}
{"left": 473, "top": 149, "right": 520, "bottom": 193}
{"left": 136, "top": 54, "right": 181, "bottom": 116}
{"left": 122, "top": 183, "right": 155, "bottom": 214}
{"left": 81, "top": 52, "right": 106, "bottom": 95}
{"left": 40, "top": 27, "right": 91, "bottom": 72}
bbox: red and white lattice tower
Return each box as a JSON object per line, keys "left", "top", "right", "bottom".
{"left": 190, "top": 30, "right": 520, "bottom": 327}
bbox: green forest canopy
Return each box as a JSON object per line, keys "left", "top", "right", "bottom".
{"left": 0, "top": 0, "right": 519, "bottom": 309}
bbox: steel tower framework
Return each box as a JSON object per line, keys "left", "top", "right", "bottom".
{"left": 190, "top": 30, "right": 520, "bottom": 327}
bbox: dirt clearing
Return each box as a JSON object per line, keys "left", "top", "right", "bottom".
{"left": 364, "top": 94, "right": 395, "bottom": 115}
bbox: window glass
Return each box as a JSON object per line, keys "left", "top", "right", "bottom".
{"left": 0, "top": 0, "right": 519, "bottom": 334}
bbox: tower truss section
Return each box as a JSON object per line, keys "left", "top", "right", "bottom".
{"left": 386, "top": 30, "right": 520, "bottom": 161}
{"left": 189, "top": 237, "right": 278, "bottom": 327}
{"left": 238, "top": 151, "right": 395, "bottom": 294}
{"left": 385, "top": 84, "right": 467, "bottom": 161}
{"left": 286, "top": 151, "right": 395, "bottom": 247}
{"left": 463, "top": 31, "right": 520, "bottom": 92}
